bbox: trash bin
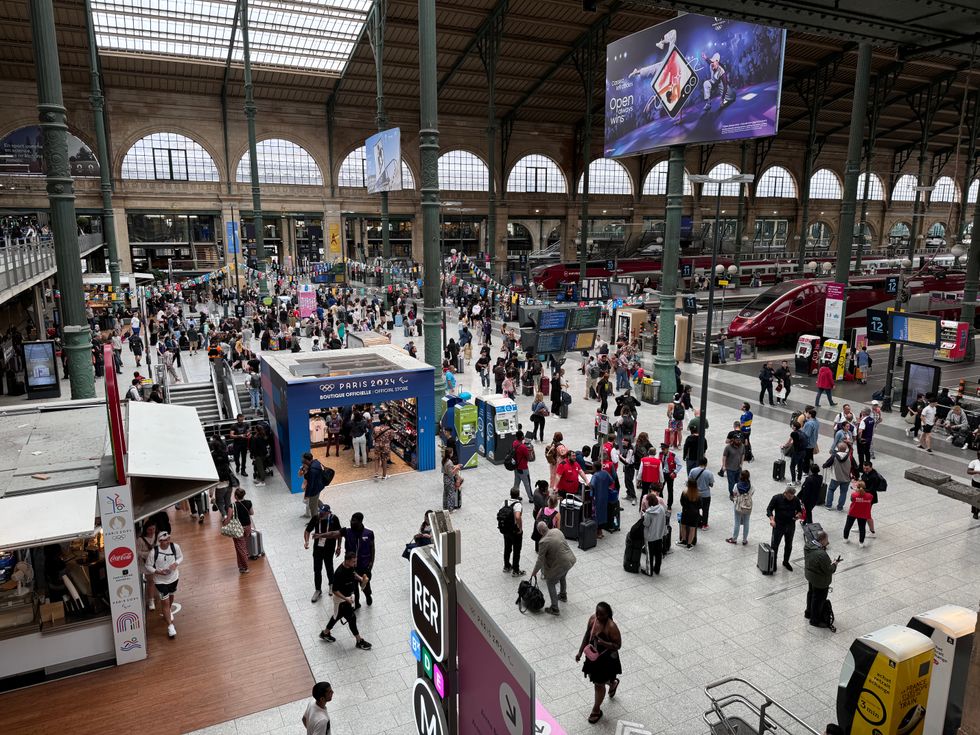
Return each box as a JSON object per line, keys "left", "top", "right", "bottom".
{"left": 651, "top": 380, "right": 662, "bottom": 404}
{"left": 641, "top": 378, "right": 660, "bottom": 405}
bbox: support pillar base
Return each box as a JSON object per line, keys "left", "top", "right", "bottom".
{"left": 64, "top": 325, "right": 96, "bottom": 399}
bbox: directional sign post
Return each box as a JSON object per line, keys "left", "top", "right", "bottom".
{"left": 411, "top": 550, "right": 447, "bottom": 662}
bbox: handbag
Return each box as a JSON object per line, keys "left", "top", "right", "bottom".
{"left": 221, "top": 516, "right": 244, "bottom": 538}
{"left": 583, "top": 620, "right": 602, "bottom": 660}
{"left": 781, "top": 441, "right": 793, "bottom": 457}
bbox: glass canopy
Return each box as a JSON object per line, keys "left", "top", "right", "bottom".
{"left": 91, "top": 0, "right": 373, "bottom": 75}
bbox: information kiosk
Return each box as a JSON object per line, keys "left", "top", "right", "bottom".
{"left": 934, "top": 321, "right": 970, "bottom": 362}
{"left": 261, "top": 346, "right": 437, "bottom": 493}
{"left": 475, "top": 395, "right": 518, "bottom": 464}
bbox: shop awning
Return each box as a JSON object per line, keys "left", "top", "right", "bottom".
{"left": 0, "top": 485, "right": 98, "bottom": 551}
{"left": 126, "top": 402, "right": 219, "bottom": 521}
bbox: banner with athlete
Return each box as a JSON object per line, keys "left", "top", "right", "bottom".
{"left": 604, "top": 14, "right": 786, "bottom": 156}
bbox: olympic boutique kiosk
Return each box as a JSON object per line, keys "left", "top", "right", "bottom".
{"left": 262, "top": 346, "right": 437, "bottom": 494}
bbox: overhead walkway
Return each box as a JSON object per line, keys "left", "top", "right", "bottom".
{"left": 0, "top": 233, "right": 105, "bottom": 305}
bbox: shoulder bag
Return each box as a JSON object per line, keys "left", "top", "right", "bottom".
{"left": 220, "top": 502, "right": 245, "bottom": 539}
{"left": 583, "top": 619, "right": 602, "bottom": 661}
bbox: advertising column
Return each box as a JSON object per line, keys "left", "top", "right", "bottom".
{"left": 100, "top": 479, "right": 146, "bottom": 664}
{"left": 823, "top": 282, "right": 845, "bottom": 339}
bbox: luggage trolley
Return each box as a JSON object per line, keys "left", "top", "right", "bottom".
{"left": 703, "top": 677, "right": 820, "bottom": 735}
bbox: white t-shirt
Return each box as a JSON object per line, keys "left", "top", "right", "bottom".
{"left": 304, "top": 701, "right": 331, "bottom": 735}
{"left": 969, "top": 459, "right": 980, "bottom": 487}
{"left": 921, "top": 405, "right": 937, "bottom": 427}
{"left": 145, "top": 543, "right": 182, "bottom": 585}
{"left": 131, "top": 315, "right": 140, "bottom": 330}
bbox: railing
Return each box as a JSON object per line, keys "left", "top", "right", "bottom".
{"left": 211, "top": 358, "right": 241, "bottom": 422}
{"left": 0, "top": 232, "right": 104, "bottom": 293}
{"left": 703, "top": 677, "right": 820, "bottom": 735}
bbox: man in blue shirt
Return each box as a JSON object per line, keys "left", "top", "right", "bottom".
{"left": 343, "top": 513, "right": 376, "bottom": 608}
{"left": 801, "top": 409, "right": 820, "bottom": 467}
{"left": 739, "top": 402, "right": 753, "bottom": 457}
{"left": 302, "top": 452, "right": 327, "bottom": 519}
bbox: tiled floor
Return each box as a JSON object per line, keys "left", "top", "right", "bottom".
{"left": 30, "top": 303, "right": 976, "bottom": 735}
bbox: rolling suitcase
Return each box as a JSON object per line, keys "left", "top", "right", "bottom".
{"left": 523, "top": 383, "right": 534, "bottom": 396}
{"left": 623, "top": 537, "right": 643, "bottom": 573}
{"left": 456, "top": 355, "right": 465, "bottom": 374}
{"left": 248, "top": 528, "right": 265, "bottom": 559}
{"left": 539, "top": 376, "right": 550, "bottom": 395}
{"left": 578, "top": 520, "right": 597, "bottom": 550}
{"left": 561, "top": 499, "right": 583, "bottom": 540}
{"left": 772, "top": 458, "right": 786, "bottom": 482}
{"left": 662, "top": 524, "right": 672, "bottom": 554}
{"left": 757, "top": 543, "right": 776, "bottom": 575}
{"left": 559, "top": 403, "right": 569, "bottom": 419}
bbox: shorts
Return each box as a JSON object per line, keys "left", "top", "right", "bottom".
{"left": 155, "top": 580, "right": 179, "bottom": 599}
{"left": 922, "top": 425, "right": 933, "bottom": 434}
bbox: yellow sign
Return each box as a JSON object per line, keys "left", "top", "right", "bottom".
{"left": 329, "top": 222, "right": 341, "bottom": 255}
{"left": 718, "top": 279, "right": 729, "bottom": 286}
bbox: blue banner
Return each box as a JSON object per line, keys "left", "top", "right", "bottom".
{"left": 604, "top": 14, "right": 786, "bottom": 156}
{"left": 226, "top": 221, "right": 240, "bottom": 255}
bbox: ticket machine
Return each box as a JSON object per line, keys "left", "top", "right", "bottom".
{"left": 475, "top": 395, "right": 519, "bottom": 464}
{"left": 935, "top": 320, "right": 971, "bottom": 362}
{"left": 440, "top": 394, "right": 478, "bottom": 470}
{"left": 795, "top": 335, "right": 821, "bottom": 375}
{"left": 820, "top": 339, "right": 848, "bottom": 380}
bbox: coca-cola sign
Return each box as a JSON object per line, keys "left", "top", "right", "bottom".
{"left": 108, "top": 547, "right": 134, "bottom": 569}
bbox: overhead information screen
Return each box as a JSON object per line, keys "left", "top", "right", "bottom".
{"left": 890, "top": 314, "right": 940, "bottom": 348}
{"left": 536, "top": 332, "right": 567, "bottom": 354}
{"left": 569, "top": 307, "right": 601, "bottom": 330}
{"left": 566, "top": 331, "right": 597, "bottom": 351}
{"left": 538, "top": 309, "right": 569, "bottom": 331}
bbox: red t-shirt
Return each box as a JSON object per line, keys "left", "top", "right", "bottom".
{"left": 848, "top": 491, "right": 873, "bottom": 519}
{"left": 640, "top": 456, "right": 662, "bottom": 484}
{"left": 513, "top": 440, "right": 530, "bottom": 471}
{"left": 555, "top": 460, "right": 582, "bottom": 493}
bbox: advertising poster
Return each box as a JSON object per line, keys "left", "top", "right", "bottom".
{"left": 0, "top": 125, "right": 100, "bottom": 176}
{"left": 101, "top": 481, "right": 147, "bottom": 665}
{"left": 329, "top": 222, "right": 342, "bottom": 256}
{"left": 604, "top": 14, "right": 786, "bottom": 156}
{"left": 23, "top": 341, "right": 57, "bottom": 388}
{"left": 297, "top": 284, "right": 316, "bottom": 318}
{"left": 823, "top": 282, "right": 845, "bottom": 339}
{"left": 365, "top": 127, "right": 402, "bottom": 194}
{"left": 225, "top": 220, "right": 240, "bottom": 255}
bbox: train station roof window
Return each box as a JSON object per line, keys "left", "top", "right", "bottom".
{"left": 700, "top": 163, "right": 742, "bottom": 197}
{"left": 930, "top": 176, "right": 959, "bottom": 203}
{"left": 438, "top": 150, "right": 489, "bottom": 192}
{"left": 337, "top": 146, "right": 415, "bottom": 189}
{"left": 809, "top": 169, "right": 842, "bottom": 199}
{"left": 857, "top": 172, "right": 885, "bottom": 201}
{"left": 577, "top": 159, "right": 632, "bottom": 196}
{"left": 506, "top": 155, "right": 567, "bottom": 194}
{"left": 90, "top": 0, "right": 372, "bottom": 76}
{"left": 756, "top": 166, "right": 797, "bottom": 199}
{"left": 236, "top": 139, "right": 323, "bottom": 186}
{"left": 969, "top": 180, "right": 979, "bottom": 205}
{"left": 892, "top": 174, "right": 918, "bottom": 201}
{"left": 121, "top": 132, "right": 219, "bottom": 182}
{"left": 641, "top": 161, "right": 693, "bottom": 196}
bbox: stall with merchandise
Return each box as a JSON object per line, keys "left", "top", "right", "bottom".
{"left": 261, "top": 345, "right": 437, "bottom": 492}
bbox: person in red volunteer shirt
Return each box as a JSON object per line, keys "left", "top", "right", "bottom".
{"left": 657, "top": 443, "right": 679, "bottom": 509}
{"left": 639, "top": 453, "right": 662, "bottom": 495}
{"left": 512, "top": 430, "right": 533, "bottom": 502}
{"left": 555, "top": 446, "right": 587, "bottom": 496}
{"left": 843, "top": 480, "right": 873, "bottom": 545}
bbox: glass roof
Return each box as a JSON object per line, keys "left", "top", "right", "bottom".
{"left": 91, "top": 0, "right": 374, "bottom": 76}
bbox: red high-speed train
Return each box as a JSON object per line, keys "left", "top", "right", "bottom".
{"left": 726, "top": 269, "right": 968, "bottom": 345}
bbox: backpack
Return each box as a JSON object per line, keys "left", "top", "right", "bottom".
{"left": 323, "top": 466, "right": 336, "bottom": 486}
{"left": 820, "top": 598, "right": 836, "bottom": 632}
{"left": 504, "top": 449, "right": 518, "bottom": 472}
{"left": 621, "top": 415, "right": 635, "bottom": 437}
{"left": 496, "top": 500, "right": 518, "bottom": 534}
{"left": 516, "top": 579, "right": 545, "bottom": 613}
{"left": 672, "top": 404, "right": 685, "bottom": 421}
{"left": 249, "top": 373, "right": 261, "bottom": 389}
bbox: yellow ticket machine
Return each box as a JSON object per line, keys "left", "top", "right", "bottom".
{"left": 820, "top": 338, "right": 848, "bottom": 380}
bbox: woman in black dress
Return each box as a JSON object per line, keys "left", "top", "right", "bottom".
{"left": 679, "top": 479, "right": 701, "bottom": 548}
{"left": 575, "top": 601, "right": 623, "bottom": 724}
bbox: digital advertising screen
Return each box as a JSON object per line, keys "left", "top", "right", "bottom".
{"left": 537, "top": 309, "right": 570, "bottom": 331}
{"left": 604, "top": 14, "right": 786, "bottom": 156}
{"left": 365, "top": 127, "right": 402, "bottom": 194}
{"left": 535, "top": 331, "right": 567, "bottom": 355}
{"left": 569, "top": 306, "right": 601, "bottom": 330}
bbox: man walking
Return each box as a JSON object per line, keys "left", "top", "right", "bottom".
{"left": 302, "top": 682, "right": 333, "bottom": 735}
{"left": 343, "top": 513, "right": 375, "bottom": 608}
{"left": 855, "top": 407, "right": 874, "bottom": 466}
{"left": 229, "top": 414, "right": 249, "bottom": 475}
{"left": 918, "top": 395, "right": 937, "bottom": 453}
{"left": 511, "top": 430, "right": 533, "bottom": 502}
{"left": 814, "top": 363, "right": 837, "bottom": 407}
{"left": 499, "top": 487, "right": 525, "bottom": 576}
{"left": 304, "top": 504, "right": 342, "bottom": 603}
{"left": 767, "top": 485, "right": 804, "bottom": 571}
{"left": 801, "top": 409, "right": 820, "bottom": 468}
{"left": 758, "top": 362, "right": 775, "bottom": 406}
{"left": 530, "top": 522, "right": 577, "bottom": 615}
{"left": 804, "top": 530, "right": 839, "bottom": 629}
{"left": 774, "top": 360, "right": 793, "bottom": 404}
{"left": 145, "top": 531, "right": 182, "bottom": 639}
{"left": 301, "top": 452, "right": 329, "bottom": 519}
{"left": 318, "top": 552, "right": 372, "bottom": 650}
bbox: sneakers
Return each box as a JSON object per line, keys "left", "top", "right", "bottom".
{"left": 512, "top": 569, "right": 526, "bottom": 577}
{"left": 725, "top": 538, "right": 737, "bottom": 544}
{"left": 311, "top": 590, "right": 322, "bottom": 603}
{"left": 503, "top": 565, "right": 512, "bottom": 573}
{"left": 167, "top": 624, "right": 177, "bottom": 639}
{"left": 545, "top": 606, "right": 560, "bottom": 616}
{"left": 319, "top": 630, "right": 336, "bottom": 642}
{"left": 148, "top": 598, "right": 156, "bottom": 611}
{"left": 355, "top": 639, "right": 373, "bottom": 650}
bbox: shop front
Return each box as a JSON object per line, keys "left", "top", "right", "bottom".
{"left": 261, "top": 346, "right": 436, "bottom": 493}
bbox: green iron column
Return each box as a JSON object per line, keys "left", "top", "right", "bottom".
{"left": 419, "top": 0, "right": 447, "bottom": 411}
{"left": 572, "top": 28, "right": 602, "bottom": 283}
{"left": 478, "top": 11, "right": 504, "bottom": 278}
{"left": 834, "top": 42, "right": 872, "bottom": 339}
{"left": 654, "top": 145, "right": 685, "bottom": 396}
{"left": 367, "top": 2, "right": 391, "bottom": 285}
{"left": 83, "top": 0, "right": 121, "bottom": 295}
{"left": 30, "top": 0, "right": 95, "bottom": 398}
{"left": 240, "top": 0, "right": 265, "bottom": 271}
{"left": 733, "top": 142, "right": 748, "bottom": 270}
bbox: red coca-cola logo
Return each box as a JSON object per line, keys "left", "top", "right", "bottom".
{"left": 108, "top": 547, "right": 135, "bottom": 568}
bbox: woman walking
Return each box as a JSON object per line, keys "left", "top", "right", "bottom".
{"left": 530, "top": 392, "right": 549, "bottom": 442}
{"left": 441, "top": 446, "right": 461, "bottom": 512}
{"left": 373, "top": 415, "right": 395, "bottom": 480}
{"left": 667, "top": 397, "right": 684, "bottom": 448}
{"left": 545, "top": 432, "right": 564, "bottom": 488}
{"left": 222, "top": 487, "right": 254, "bottom": 574}
{"left": 843, "top": 480, "right": 873, "bottom": 545}
{"left": 575, "top": 602, "right": 623, "bottom": 724}
{"left": 679, "top": 479, "right": 701, "bottom": 548}
{"left": 726, "top": 470, "right": 753, "bottom": 545}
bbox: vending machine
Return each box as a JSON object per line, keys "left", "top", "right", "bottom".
{"left": 820, "top": 339, "right": 848, "bottom": 380}
{"left": 934, "top": 320, "right": 971, "bottom": 362}
{"left": 440, "top": 395, "right": 478, "bottom": 470}
{"left": 475, "top": 395, "right": 519, "bottom": 464}
{"left": 795, "top": 335, "right": 822, "bottom": 375}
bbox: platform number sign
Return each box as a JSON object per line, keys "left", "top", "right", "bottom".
{"left": 681, "top": 263, "right": 693, "bottom": 278}
{"left": 682, "top": 295, "right": 698, "bottom": 315}
{"left": 867, "top": 308, "right": 888, "bottom": 343}
{"left": 411, "top": 549, "right": 447, "bottom": 662}
{"left": 884, "top": 276, "right": 899, "bottom": 296}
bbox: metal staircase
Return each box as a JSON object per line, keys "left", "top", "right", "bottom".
{"left": 167, "top": 381, "right": 223, "bottom": 425}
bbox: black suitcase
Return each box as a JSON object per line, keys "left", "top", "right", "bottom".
{"left": 559, "top": 403, "right": 569, "bottom": 419}
{"left": 607, "top": 502, "right": 621, "bottom": 532}
{"left": 523, "top": 383, "right": 534, "bottom": 396}
{"left": 662, "top": 524, "right": 672, "bottom": 554}
{"left": 578, "top": 520, "right": 597, "bottom": 550}
{"left": 757, "top": 542, "right": 776, "bottom": 575}
{"left": 772, "top": 458, "right": 786, "bottom": 482}
{"left": 623, "top": 538, "right": 643, "bottom": 573}
{"left": 561, "top": 499, "right": 583, "bottom": 540}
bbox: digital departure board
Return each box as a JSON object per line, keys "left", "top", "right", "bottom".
{"left": 566, "top": 330, "right": 597, "bottom": 351}
{"left": 538, "top": 309, "right": 569, "bottom": 331}
{"left": 890, "top": 314, "right": 939, "bottom": 348}
{"left": 535, "top": 331, "right": 568, "bottom": 354}
{"left": 568, "top": 306, "right": 601, "bottom": 330}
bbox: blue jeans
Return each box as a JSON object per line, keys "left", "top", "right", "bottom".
{"left": 249, "top": 388, "right": 261, "bottom": 409}
{"left": 726, "top": 469, "right": 740, "bottom": 497}
{"left": 815, "top": 387, "right": 836, "bottom": 406}
{"left": 732, "top": 509, "right": 750, "bottom": 542}
{"left": 825, "top": 480, "right": 848, "bottom": 509}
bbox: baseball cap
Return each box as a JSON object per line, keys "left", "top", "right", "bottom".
{"left": 871, "top": 400, "right": 879, "bottom": 405}
{"left": 157, "top": 531, "right": 171, "bottom": 541}
{"left": 318, "top": 503, "right": 332, "bottom": 514}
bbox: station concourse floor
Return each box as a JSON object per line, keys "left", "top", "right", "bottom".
{"left": 4, "top": 303, "right": 979, "bottom": 735}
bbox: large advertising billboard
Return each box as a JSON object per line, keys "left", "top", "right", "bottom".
{"left": 604, "top": 14, "right": 786, "bottom": 156}
{"left": 0, "top": 125, "right": 100, "bottom": 176}
{"left": 365, "top": 127, "right": 402, "bottom": 194}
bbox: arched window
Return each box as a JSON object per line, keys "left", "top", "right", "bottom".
{"left": 857, "top": 172, "right": 885, "bottom": 201}
{"left": 236, "top": 139, "right": 323, "bottom": 185}
{"left": 969, "top": 180, "right": 979, "bottom": 205}
{"left": 700, "top": 163, "right": 742, "bottom": 197}
{"left": 506, "top": 154, "right": 566, "bottom": 194}
{"left": 438, "top": 150, "right": 489, "bottom": 191}
{"left": 930, "top": 176, "right": 958, "bottom": 203}
{"left": 892, "top": 174, "right": 918, "bottom": 202}
{"left": 809, "top": 169, "right": 842, "bottom": 199}
{"left": 756, "top": 166, "right": 797, "bottom": 198}
{"left": 888, "top": 221, "right": 911, "bottom": 247}
{"left": 641, "top": 161, "right": 693, "bottom": 196}
{"left": 807, "top": 222, "right": 834, "bottom": 248}
{"left": 122, "top": 132, "right": 219, "bottom": 182}
{"left": 576, "top": 158, "right": 632, "bottom": 195}
{"left": 337, "top": 146, "right": 415, "bottom": 189}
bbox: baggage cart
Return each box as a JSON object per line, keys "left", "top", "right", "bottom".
{"left": 703, "top": 677, "right": 820, "bottom": 735}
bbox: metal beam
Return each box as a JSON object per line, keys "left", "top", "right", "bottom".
{"left": 898, "top": 31, "right": 980, "bottom": 60}
{"left": 438, "top": 0, "right": 509, "bottom": 94}
{"left": 477, "top": 1, "right": 507, "bottom": 276}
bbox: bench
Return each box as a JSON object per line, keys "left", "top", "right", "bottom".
{"left": 904, "top": 466, "right": 980, "bottom": 513}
